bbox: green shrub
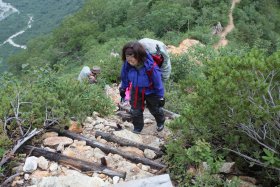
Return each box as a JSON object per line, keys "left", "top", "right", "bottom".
{"left": 0, "top": 65, "right": 115, "bottom": 129}
{"left": 165, "top": 139, "right": 223, "bottom": 186}
{"left": 167, "top": 49, "right": 280, "bottom": 185}
{"left": 0, "top": 148, "right": 5, "bottom": 158}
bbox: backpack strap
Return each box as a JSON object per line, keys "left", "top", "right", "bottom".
{"left": 151, "top": 54, "right": 164, "bottom": 67}
{"left": 146, "top": 62, "right": 157, "bottom": 89}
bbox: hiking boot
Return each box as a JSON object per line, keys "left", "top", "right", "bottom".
{"left": 132, "top": 129, "right": 141, "bottom": 134}
{"left": 157, "top": 124, "right": 164, "bottom": 132}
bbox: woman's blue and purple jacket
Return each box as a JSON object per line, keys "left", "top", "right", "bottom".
{"left": 120, "top": 52, "right": 164, "bottom": 99}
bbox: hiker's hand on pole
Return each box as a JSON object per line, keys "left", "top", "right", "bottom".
{"left": 119, "top": 88, "right": 126, "bottom": 102}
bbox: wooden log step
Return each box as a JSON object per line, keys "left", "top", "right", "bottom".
{"left": 95, "top": 131, "right": 163, "bottom": 156}
{"left": 50, "top": 128, "right": 166, "bottom": 170}
{"left": 24, "top": 145, "right": 126, "bottom": 179}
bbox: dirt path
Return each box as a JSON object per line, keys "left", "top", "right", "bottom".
{"left": 213, "top": 0, "right": 241, "bottom": 49}
{"left": 167, "top": 0, "right": 241, "bottom": 55}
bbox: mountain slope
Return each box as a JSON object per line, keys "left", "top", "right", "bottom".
{"left": 0, "top": 0, "right": 85, "bottom": 71}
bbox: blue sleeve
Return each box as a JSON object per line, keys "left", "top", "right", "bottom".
{"left": 151, "top": 65, "right": 164, "bottom": 97}
{"left": 120, "top": 62, "right": 129, "bottom": 89}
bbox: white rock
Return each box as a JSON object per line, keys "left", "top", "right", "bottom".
{"left": 83, "top": 122, "right": 93, "bottom": 129}
{"left": 32, "top": 170, "right": 106, "bottom": 187}
{"left": 112, "top": 174, "right": 173, "bottom": 187}
{"left": 92, "top": 111, "right": 100, "bottom": 118}
{"left": 144, "top": 119, "right": 153, "bottom": 124}
{"left": 142, "top": 165, "right": 150, "bottom": 171}
{"left": 42, "top": 132, "right": 58, "bottom": 139}
{"left": 43, "top": 136, "right": 73, "bottom": 147}
{"left": 219, "top": 162, "right": 235, "bottom": 174}
{"left": 73, "top": 140, "right": 87, "bottom": 147}
{"left": 95, "top": 123, "right": 105, "bottom": 129}
{"left": 113, "top": 176, "right": 120, "bottom": 184}
{"left": 37, "top": 156, "right": 49, "bottom": 170}
{"left": 113, "top": 129, "right": 142, "bottom": 143}
{"left": 12, "top": 179, "right": 24, "bottom": 186}
{"left": 93, "top": 148, "right": 106, "bottom": 159}
{"left": 23, "top": 156, "right": 38, "bottom": 172}
{"left": 56, "top": 143, "right": 64, "bottom": 152}
{"left": 49, "top": 162, "right": 58, "bottom": 172}
{"left": 137, "top": 163, "right": 143, "bottom": 168}
{"left": 147, "top": 137, "right": 161, "bottom": 149}
{"left": 96, "top": 117, "right": 106, "bottom": 124}
{"left": 24, "top": 173, "right": 30, "bottom": 180}
{"left": 144, "top": 149, "right": 156, "bottom": 159}
{"left": 122, "top": 121, "right": 133, "bottom": 128}
{"left": 104, "top": 126, "right": 110, "bottom": 130}
{"left": 84, "top": 117, "right": 94, "bottom": 124}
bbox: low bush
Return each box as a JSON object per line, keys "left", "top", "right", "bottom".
{"left": 0, "top": 65, "right": 115, "bottom": 129}
{"left": 166, "top": 49, "right": 280, "bottom": 185}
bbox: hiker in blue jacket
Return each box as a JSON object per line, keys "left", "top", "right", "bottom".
{"left": 119, "top": 41, "right": 165, "bottom": 134}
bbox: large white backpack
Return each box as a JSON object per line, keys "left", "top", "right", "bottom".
{"left": 139, "top": 38, "right": 171, "bottom": 82}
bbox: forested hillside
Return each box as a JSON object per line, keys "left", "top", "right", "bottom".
{"left": 1, "top": 0, "right": 280, "bottom": 186}
{"left": 0, "top": 0, "right": 84, "bottom": 71}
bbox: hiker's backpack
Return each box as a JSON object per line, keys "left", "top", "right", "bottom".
{"left": 78, "top": 66, "right": 91, "bottom": 82}
{"left": 139, "top": 38, "right": 171, "bottom": 82}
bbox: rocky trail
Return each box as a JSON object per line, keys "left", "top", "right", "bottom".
{"left": 213, "top": 0, "right": 241, "bottom": 49}
{"left": 167, "top": 0, "right": 241, "bottom": 55}
{"left": 7, "top": 85, "right": 175, "bottom": 187}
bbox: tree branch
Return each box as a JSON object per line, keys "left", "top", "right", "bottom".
{"left": 224, "top": 148, "right": 280, "bottom": 172}
{"left": 0, "top": 128, "right": 42, "bottom": 167}
{"left": 239, "top": 123, "right": 279, "bottom": 154}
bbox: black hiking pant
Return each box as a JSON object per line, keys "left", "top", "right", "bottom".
{"left": 129, "top": 91, "right": 165, "bottom": 132}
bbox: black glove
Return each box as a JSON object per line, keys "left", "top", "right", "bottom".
{"left": 119, "top": 88, "right": 126, "bottom": 99}
{"left": 159, "top": 97, "right": 165, "bottom": 107}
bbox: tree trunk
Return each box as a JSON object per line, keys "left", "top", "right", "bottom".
{"left": 95, "top": 131, "right": 163, "bottom": 156}
{"left": 24, "top": 145, "right": 126, "bottom": 179}
{"left": 50, "top": 128, "right": 166, "bottom": 169}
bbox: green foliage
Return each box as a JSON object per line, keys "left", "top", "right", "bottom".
{"left": 53, "top": 16, "right": 100, "bottom": 54}
{"left": 192, "top": 173, "right": 241, "bottom": 187}
{"left": 0, "top": 129, "right": 12, "bottom": 151}
{"left": 2, "top": 0, "right": 280, "bottom": 185}
{"left": 0, "top": 148, "right": 5, "bottom": 158}
{"left": 5, "top": 0, "right": 280, "bottom": 74}
{"left": 186, "top": 140, "right": 220, "bottom": 168}
{"left": 165, "top": 138, "right": 223, "bottom": 185}
{"left": 167, "top": 49, "right": 280, "bottom": 185}
{"left": 83, "top": 38, "right": 129, "bottom": 83}
{"left": 231, "top": 0, "right": 280, "bottom": 53}
{"left": 0, "top": 116, "right": 13, "bottom": 151}
{"left": 0, "top": 64, "right": 115, "bottom": 128}
{"left": 262, "top": 149, "right": 280, "bottom": 168}
{"left": 164, "top": 81, "right": 191, "bottom": 114}
{"left": 0, "top": 166, "right": 4, "bottom": 174}
{"left": 192, "top": 173, "right": 224, "bottom": 187}
{"left": 144, "top": 1, "right": 193, "bottom": 37}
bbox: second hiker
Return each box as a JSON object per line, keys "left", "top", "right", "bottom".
{"left": 119, "top": 41, "right": 165, "bottom": 134}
